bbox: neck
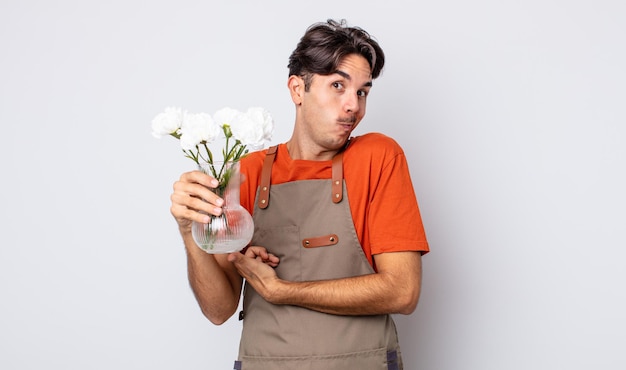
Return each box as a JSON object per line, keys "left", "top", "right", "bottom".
{"left": 285, "top": 139, "right": 341, "bottom": 161}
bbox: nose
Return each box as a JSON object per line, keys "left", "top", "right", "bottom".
{"left": 344, "top": 92, "right": 359, "bottom": 114}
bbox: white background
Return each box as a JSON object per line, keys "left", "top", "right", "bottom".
{"left": 1, "top": 1, "right": 625, "bottom": 369}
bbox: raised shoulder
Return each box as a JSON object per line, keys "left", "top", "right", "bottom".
{"left": 351, "top": 132, "right": 403, "bottom": 150}
{"left": 346, "top": 133, "right": 405, "bottom": 160}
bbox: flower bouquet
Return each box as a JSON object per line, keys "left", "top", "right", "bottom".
{"left": 152, "top": 106, "right": 273, "bottom": 253}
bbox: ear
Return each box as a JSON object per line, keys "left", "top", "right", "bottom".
{"left": 287, "top": 75, "right": 304, "bottom": 105}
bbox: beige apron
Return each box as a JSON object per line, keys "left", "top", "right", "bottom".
{"left": 234, "top": 146, "right": 402, "bottom": 370}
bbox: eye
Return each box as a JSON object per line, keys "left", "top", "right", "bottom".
{"left": 332, "top": 82, "right": 344, "bottom": 90}
{"left": 357, "top": 89, "right": 369, "bottom": 98}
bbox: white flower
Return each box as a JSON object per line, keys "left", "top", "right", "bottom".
{"left": 246, "top": 107, "right": 274, "bottom": 142}
{"left": 213, "top": 106, "right": 274, "bottom": 149}
{"left": 213, "top": 107, "right": 242, "bottom": 127}
{"left": 229, "top": 111, "right": 266, "bottom": 149}
{"left": 152, "top": 105, "right": 273, "bottom": 181}
{"left": 179, "top": 112, "right": 220, "bottom": 150}
{"left": 151, "top": 106, "right": 183, "bottom": 138}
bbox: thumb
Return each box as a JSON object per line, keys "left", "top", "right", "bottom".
{"left": 227, "top": 252, "right": 242, "bottom": 264}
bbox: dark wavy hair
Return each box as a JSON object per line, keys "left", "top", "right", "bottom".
{"left": 288, "top": 19, "right": 385, "bottom": 91}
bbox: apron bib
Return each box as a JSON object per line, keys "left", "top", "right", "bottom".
{"left": 234, "top": 147, "right": 402, "bottom": 370}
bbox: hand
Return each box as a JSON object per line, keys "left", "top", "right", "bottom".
{"left": 241, "top": 246, "right": 280, "bottom": 267}
{"left": 228, "top": 246, "right": 281, "bottom": 301}
{"left": 170, "top": 170, "right": 224, "bottom": 232}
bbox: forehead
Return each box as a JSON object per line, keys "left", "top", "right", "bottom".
{"left": 335, "top": 54, "right": 372, "bottom": 80}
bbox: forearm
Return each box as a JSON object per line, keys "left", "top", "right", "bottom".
{"left": 182, "top": 232, "right": 242, "bottom": 325}
{"left": 267, "top": 269, "right": 420, "bottom": 316}
{"left": 229, "top": 250, "right": 422, "bottom": 316}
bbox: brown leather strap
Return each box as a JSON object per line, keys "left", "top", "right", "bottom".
{"left": 257, "top": 145, "right": 278, "bottom": 209}
{"left": 331, "top": 152, "right": 344, "bottom": 203}
{"left": 302, "top": 234, "right": 339, "bottom": 248}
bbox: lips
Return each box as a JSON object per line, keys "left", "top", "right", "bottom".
{"left": 339, "top": 123, "right": 352, "bottom": 131}
{"left": 337, "top": 116, "right": 356, "bottom": 134}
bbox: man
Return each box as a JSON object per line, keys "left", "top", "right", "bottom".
{"left": 170, "top": 19, "right": 429, "bottom": 370}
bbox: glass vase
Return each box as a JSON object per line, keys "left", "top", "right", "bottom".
{"left": 191, "top": 161, "right": 254, "bottom": 254}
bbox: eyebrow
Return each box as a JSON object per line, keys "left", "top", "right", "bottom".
{"left": 334, "top": 70, "right": 373, "bottom": 87}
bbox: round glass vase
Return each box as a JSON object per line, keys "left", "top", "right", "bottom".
{"left": 191, "top": 161, "right": 254, "bottom": 254}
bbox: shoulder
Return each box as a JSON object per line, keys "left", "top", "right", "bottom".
{"left": 345, "top": 133, "right": 405, "bottom": 163}
{"left": 349, "top": 132, "right": 403, "bottom": 151}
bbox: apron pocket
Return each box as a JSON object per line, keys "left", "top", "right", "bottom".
{"left": 251, "top": 225, "right": 301, "bottom": 281}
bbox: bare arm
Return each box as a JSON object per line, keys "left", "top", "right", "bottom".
{"left": 171, "top": 170, "right": 280, "bottom": 324}
{"left": 228, "top": 250, "right": 422, "bottom": 316}
{"left": 171, "top": 170, "right": 243, "bottom": 325}
{"left": 183, "top": 235, "right": 243, "bottom": 325}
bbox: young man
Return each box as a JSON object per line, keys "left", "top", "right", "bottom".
{"left": 170, "top": 19, "right": 429, "bottom": 370}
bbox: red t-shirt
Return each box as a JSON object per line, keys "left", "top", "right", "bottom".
{"left": 240, "top": 132, "right": 429, "bottom": 267}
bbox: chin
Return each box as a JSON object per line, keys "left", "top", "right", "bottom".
{"left": 329, "top": 138, "right": 350, "bottom": 150}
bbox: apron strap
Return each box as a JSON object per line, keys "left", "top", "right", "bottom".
{"left": 332, "top": 152, "right": 344, "bottom": 203}
{"left": 257, "top": 145, "right": 278, "bottom": 209}
{"left": 257, "top": 145, "right": 345, "bottom": 208}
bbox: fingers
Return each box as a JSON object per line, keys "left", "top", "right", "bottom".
{"left": 227, "top": 251, "right": 242, "bottom": 264}
{"left": 244, "top": 246, "right": 268, "bottom": 259}
{"left": 227, "top": 251, "right": 257, "bottom": 278}
{"left": 170, "top": 170, "right": 225, "bottom": 226}
{"left": 227, "top": 251, "right": 280, "bottom": 302}
{"left": 265, "top": 253, "right": 280, "bottom": 267}
{"left": 227, "top": 251, "right": 275, "bottom": 278}
{"left": 180, "top": 170, "right": 220, "bottom": 189}
{"left": 240, "top": 246, "right": 280, "bottom": 267}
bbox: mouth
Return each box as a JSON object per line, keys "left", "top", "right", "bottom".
{"left": 337, "top": 116, "right": 357, "bottom": 132}
{"left": 338, "top": 115, "right": 357, "bottom": 124}
{"left": 338, "top": 122, "right": 354, "bottom": 133}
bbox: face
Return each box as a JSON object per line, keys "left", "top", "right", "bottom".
{"left": 293, "top": 54, "right": 373, "bottom": 154}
